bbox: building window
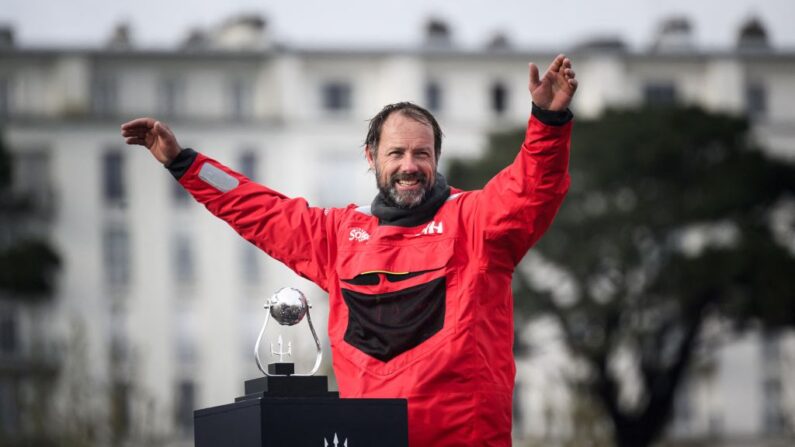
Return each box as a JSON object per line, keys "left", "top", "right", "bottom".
{"left": 425, "top": 81, "right": 442, "bottom": 112}
{"left": 643, "top": 82, "right": 678, "bottom": 106}
{"left": 317, "top": 154, "right": 359, "bottom": 207}
{"left": 92, "top": 76, "right": 118, "bottom": 116}
{"left": 175, "top": 380, "right": 196, "bottom": 434}
{"left": 175, "top": 309, "right": 198, "bottom": 363}
{"left": 12, "top": 150, "right": 53, "bottom": 215}
{"left": 241, "top": 242, "right": 261, "bottom": 285}
{"left": 109, "top": 334, "right": 129, "bottom": 366}
{"left": 0, "top": 379, "right": 19, "bottom": 434}
{"left": 229, "top": 79, "right": 253, "bottom": 121}
{"left": 104, "top": 228, "right": 130, "bottom": 286}
{"left": 110, "top": 381, "right": 131, "bottom": 439}
{"left": 321, "top": 81, "right": 352, "bottom": 113}
{"left": 173, "top": 234, "right": 195, "bottom": 283}
{"left": 761, "top": 334, "right": 784, "bottom": 433}
{"left": 762, "top": 377, "right": 784, "bottom": 433}
{"left": 103, "top": 150, "right": 126, "bottom": 206}
{"left": 0, "top": 312, "right": 17, "bottom": 355}
{"left": 491, "top": 82, "right": 508, "bottom": 115}
{"left": 0, "top": 77, "right": 11, "bottom": 118}
{"left": 745, "top": 83, "right": 767, "bottom": 121}
{"left": 158, "top": 77, "right": 183, "bottom": 117}
{"left": 171, "top": 179, "right": 191, "bottom": 206}
{"left": 239, "top": 151, "right": 257, "bottom": 180}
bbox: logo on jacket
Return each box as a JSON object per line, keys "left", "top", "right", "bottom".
{"left": 349, "top": 227, "right": 370, "bottom": 242}
{"left": 417, "top": 220, "right": 444, "bottom": 236}
{"left": 324, "top": 433, "right": 348, "bottom": 447}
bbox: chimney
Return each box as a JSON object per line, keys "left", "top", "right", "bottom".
{"left": 106, "top": 23, "right": 132, "bottom": 50}
{"left": 485, "top": 32, "right": 511, "bottom": 51}
{"left": 424, "top": 18, "right": 453, "bottom": 48}
{"left": 652, "top": 16, "right": 695, "bottom": 52}
{"left": 211, "top": 14, "right": 270, "bottom": 50}
{"left": 737, "top": 17, "right": 771, "bottom": 50}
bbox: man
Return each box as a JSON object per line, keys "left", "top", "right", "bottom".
{"left": 122, "top": 54, "right": 577, "bottom": 446}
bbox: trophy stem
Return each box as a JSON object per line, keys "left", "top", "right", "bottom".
{"left": 291, "top": 305, "right": 322, "bottom": 377}
{"left": 254, "top": 310, "right": 272, "bottom": 376}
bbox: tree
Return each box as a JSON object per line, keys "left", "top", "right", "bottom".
{"left": 0, "top": 132, "right": 60, "bottom": 298}
{"left": 0, "top": 130, "right": 61, "bottom": 446}
{"left": 448, "top": 106, "right": 795, "bottom": 447}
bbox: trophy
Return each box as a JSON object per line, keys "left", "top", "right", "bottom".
{"left": 240, "top": 287, "right": 333, "bottom": 399}
{"left": 254, "top": 287, "right": 322, "bottom": 377}
{"left": 194, "top": 287, "right": 409, "bottom": 447}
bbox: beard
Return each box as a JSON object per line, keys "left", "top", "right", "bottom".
{"left": 376, "top": 169, "right": 432, "bottom": 209}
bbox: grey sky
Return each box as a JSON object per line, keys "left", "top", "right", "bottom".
{"left": 3, "top": 0, "right": 794, "bottom": 50}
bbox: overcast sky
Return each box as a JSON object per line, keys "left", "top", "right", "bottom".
{"left": 3, "top": 0, "right": 794, "bottom": 51}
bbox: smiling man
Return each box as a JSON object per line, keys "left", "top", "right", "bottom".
{"left": 122, "top": 55, "right": 577, "bottom": 446}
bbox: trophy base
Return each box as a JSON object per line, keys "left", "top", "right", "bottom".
{"left": 238, "top": 375, "right": 338, "bottom": 401}
{"left": 197, "top": 363, "right": 407, "bottom": 446}
{"left": 196, "top": 396, "right": 408, "bottom": 447}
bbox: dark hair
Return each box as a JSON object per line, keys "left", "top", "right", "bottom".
{"left": 364, "top": 102, "right": 443, "bottom": 161}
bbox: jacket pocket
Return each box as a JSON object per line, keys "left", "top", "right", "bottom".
{"left": 342, "top": 276, "right": 446, "bottom": 362}
{"left": 335, "top": 237, "right": 457, "bottom": 372}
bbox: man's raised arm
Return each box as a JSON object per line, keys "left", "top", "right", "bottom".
{"left": 472, "top": 55, "right": 578, "bottom": 267}
{"left": 119, "top": 118, "right": 332, "bottom": 289}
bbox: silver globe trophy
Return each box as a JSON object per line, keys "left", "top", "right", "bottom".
{"left": 193, "top": 285, "right": 409, "bottom": 447}
{"left": 254, "top": 287, "right": 322, "bottom": 377}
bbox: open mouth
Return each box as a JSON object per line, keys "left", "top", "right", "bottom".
{"left": 395, "top": 179, "right": 421, "bottom": 189}
{"left": 391, "top": 172, "right": 426, "bottom": 189}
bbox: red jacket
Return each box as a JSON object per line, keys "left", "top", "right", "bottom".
{"left": 177, "top": 113, "right": 571, "bottom": 446}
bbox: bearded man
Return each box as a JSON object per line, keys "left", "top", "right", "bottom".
{"left": 121, "top": 54, "right": 577, "bottom": 446}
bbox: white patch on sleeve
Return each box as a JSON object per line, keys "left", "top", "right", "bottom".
{"left": 447, "top": 192, "right": 462, "bottom": 201}
{"left": 198, "top": 163, "right": 239, "bottom": 192}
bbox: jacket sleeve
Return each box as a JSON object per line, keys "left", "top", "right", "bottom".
{"left": 472, "top": 107, "right": 572, "bottom": 269}
{"left": 173, "top": 151, "right": 331, "bottom": 289}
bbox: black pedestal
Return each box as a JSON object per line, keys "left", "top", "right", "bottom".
{"left": 194, "top": 365, "right": 408, "bottom": 447}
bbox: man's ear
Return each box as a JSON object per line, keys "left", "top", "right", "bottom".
{"left": 365, "top": 145, "right": 376, "bottom": 170}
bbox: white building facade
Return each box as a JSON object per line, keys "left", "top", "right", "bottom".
{"left": 1, "top": 17, "right": 794, "bottom": 446}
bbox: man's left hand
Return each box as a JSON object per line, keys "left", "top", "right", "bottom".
{"left": 529, "top": 54, "right": 578, "bottom": 111}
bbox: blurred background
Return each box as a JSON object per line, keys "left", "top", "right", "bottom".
{"left": 1, "top": 1, "right": 794, "bottom": 446}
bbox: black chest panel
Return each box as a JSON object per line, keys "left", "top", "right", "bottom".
{"left": 341, "top": 277, "right": 446, "bottom": 362}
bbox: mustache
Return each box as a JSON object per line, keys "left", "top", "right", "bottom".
{"left": 389, "top": 171, "right": 428, "bottom": 184}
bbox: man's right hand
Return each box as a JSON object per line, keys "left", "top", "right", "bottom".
{"left": 120, "top": 118, "right": 182, "bottom": 165}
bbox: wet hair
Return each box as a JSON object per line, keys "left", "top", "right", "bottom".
{"left": 364, "top": 102, "right": 443, "bottom": 161}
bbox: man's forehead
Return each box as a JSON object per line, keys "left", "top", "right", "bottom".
{"left": 381, "top": 112, "right": 434, "bottom": 138}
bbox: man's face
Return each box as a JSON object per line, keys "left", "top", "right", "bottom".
{"left": 366, "top": 113, "right": 437, "bottom": 208}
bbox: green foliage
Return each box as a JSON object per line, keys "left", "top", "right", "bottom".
{"left": 448, "top": 106, "right": 795, "bottom": 447}
{"left": 0, "top": 130, "right": 61, "bottom": 300}
{"left": 0, "top": 239, "right": 61, "bottom": 297}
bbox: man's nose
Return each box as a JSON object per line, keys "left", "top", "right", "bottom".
{"left": 399, "top": 155, "right": 419, "bottom": 173}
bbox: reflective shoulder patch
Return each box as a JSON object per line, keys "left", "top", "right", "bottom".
{"left": 355, "top": 205, "right": 372, "bottom": 216}
{"left": 198, "top": 163, "right": 239, "bottom": 193}
{"left": 446, "top": 192, "right": 462, "bottom": 201}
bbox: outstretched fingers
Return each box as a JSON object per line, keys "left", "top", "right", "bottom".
{"left": 124, "top": 137, "right": 147, "bottom": 146}
{"left": 121, "top": 118, "right": 155, "bottom": 147}
{"left": 121, "top": 117, "right": 156, "bottom": 131}
{"left": 547, "top": 54, "right": 566, "bottom": 75}
{"left": 528, "top": 63, "right": 541, "bottom": 90}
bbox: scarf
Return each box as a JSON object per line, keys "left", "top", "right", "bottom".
{"left": 370, "top": 173, "right": 451, "bottom": 227}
